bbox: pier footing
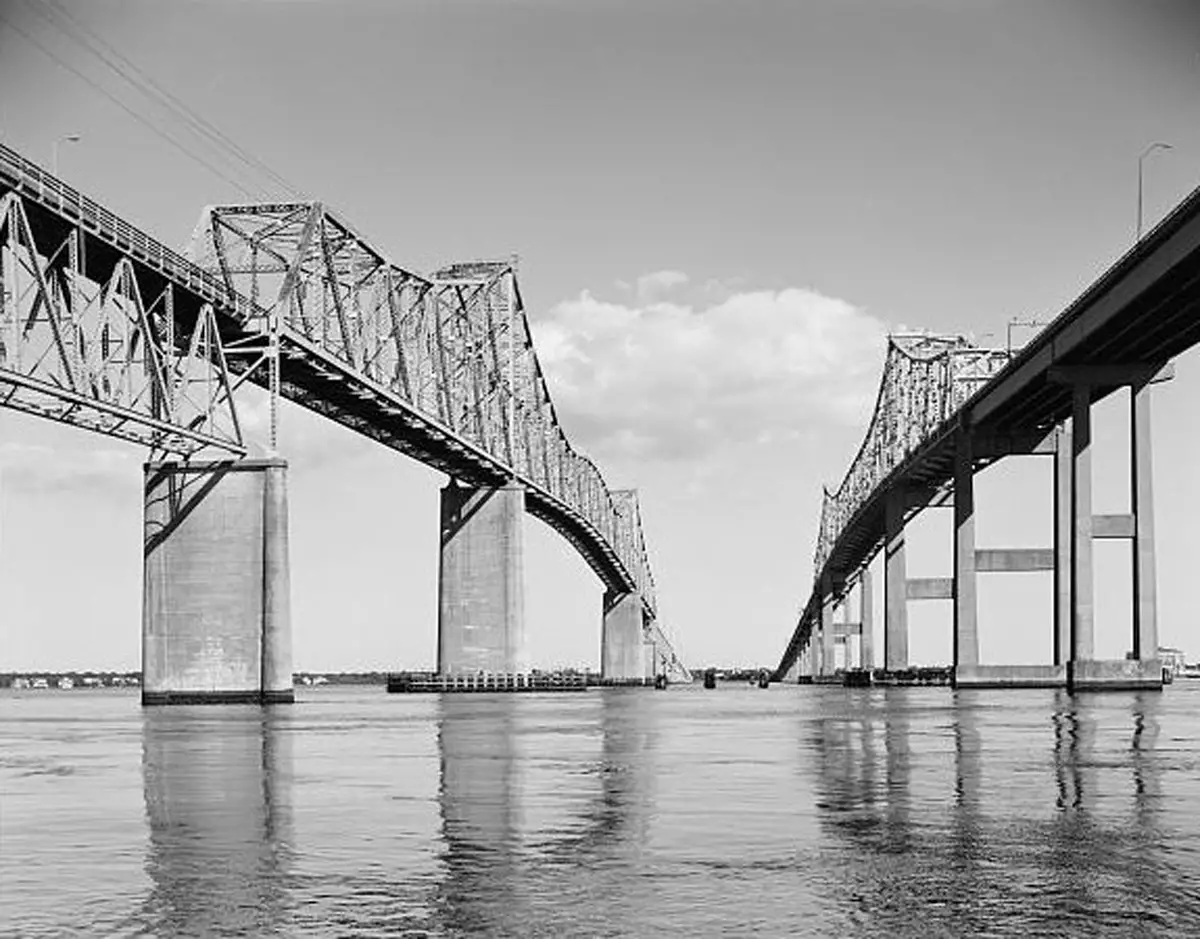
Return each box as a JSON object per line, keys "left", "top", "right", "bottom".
{"left": 953, "top": 664, "right": 1067, "bottom": 689}
{"left": 1068, "top": 659, "right": 1164, "bottom": 691}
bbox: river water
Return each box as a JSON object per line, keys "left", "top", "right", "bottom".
{"left": 3, "top": 683, "right": 1200, "bottom": 937}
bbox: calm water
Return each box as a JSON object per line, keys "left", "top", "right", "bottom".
{"left": 3, "top": 683, "right": 1200, "bottom": 937}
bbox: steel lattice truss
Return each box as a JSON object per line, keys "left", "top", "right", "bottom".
{"left": 0, "top": 145, "right": 681, "bottom": 671}
{"left": 813, "top": 333, "right": 1010, "bottom": 579}
{"left": 189, "top": 203, "right": 661, "bottom": 617}
{"left": 0, "top": 150, "right": 244, "bottom": 456}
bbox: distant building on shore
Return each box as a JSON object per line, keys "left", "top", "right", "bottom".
{"left": 1159, "top": 647, "right": 1188, "bottom": 677}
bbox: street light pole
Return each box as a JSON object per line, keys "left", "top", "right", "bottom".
{"left": 1137, "top": 142, "right": 1173, "bottom": 242}
{"left": 51, "top": 133, "right": 82, "bottom": 177}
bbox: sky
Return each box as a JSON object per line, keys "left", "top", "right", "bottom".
{"left": 1, "top": 0, "right": 1198, "bottom": 672}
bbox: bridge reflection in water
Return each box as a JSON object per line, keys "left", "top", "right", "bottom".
{"left": 140, "top": 707, "right": 294, "bottom": 936}
{"left": 136, "top": 692, "right": 659, "bottom": 936}
{"left": 804, "top": 689, "right": 1185, "bottom": 935}
{"left": 435, "top": 691, "right": 658, "bottom": 936}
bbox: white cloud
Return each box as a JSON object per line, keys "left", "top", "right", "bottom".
{"left": 530, "top": 283, "right": 888, "bottom": 466}
{"left": 635, "top": 269, "right": 689, "bottom": 302}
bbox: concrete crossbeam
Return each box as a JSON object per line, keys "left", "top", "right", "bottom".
{"left": 1092, "top": 513, "right": 1136, "bottom": 539}
{"left": 142, "top": 459, "right": 293, "bottom": 705}
{"left": 974, "top": 549, "right": 1056, "bottom": 572}
{"left": 906, "top": 577, "right": 954, "bottom": 600}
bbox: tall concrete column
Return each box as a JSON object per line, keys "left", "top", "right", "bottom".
{"left": 1053, "top": 421, "right": 1073, "bottom": 667}
{"left": 1070, "top": 386, "right": 1095, "bottom": 665}
{"left": 953, "top": 431, "right": 979, "bottom": 671}
{"left": 820, "top": 574, "right": 837, "bottom": 676}
{"left": 884, "top": 486, "right": 909, "bottom": 672}
{"left": 1131, "top": 379, "right": 1158, "bottom": 661}
{"left": 644, "top": 640, "right": 657, "bottom": 679}
{"left": 438, "top": 483, "right": 527, "bottom": 675}
{"left": 602, "top": 590, "right": 645, "bottom": 680}
{"left": 142, "top": 459, "right": 293, "bottom": 705}
{"left": 860, "top": 565, "right": 875, "bottom": 671}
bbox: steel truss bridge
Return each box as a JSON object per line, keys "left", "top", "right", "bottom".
{"left": 0, "top": 143, "right": 687, "bottom": 681}
{"left": 776, "top": 176, "right": 1200, "bottom": 680}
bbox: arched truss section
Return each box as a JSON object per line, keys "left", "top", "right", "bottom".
{"left": 188, "top": 202, "right": 662, "bottom": 623}
{"left": 813, "top": 333, "right": 1010, "bottom": 579}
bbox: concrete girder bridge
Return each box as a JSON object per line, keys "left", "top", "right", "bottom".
{"left": 777, "top": 178, "right": 1200, "bottom": 692}
{"left": 0, "top": 143, "right": 689, "bottom": 703}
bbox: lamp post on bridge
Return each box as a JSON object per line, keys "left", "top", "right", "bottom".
{"left": 51, "top": 133, "right": 82, "bottom": 177}
{"left": 1137, "top": 142, "right": 1173, "bottom": 242}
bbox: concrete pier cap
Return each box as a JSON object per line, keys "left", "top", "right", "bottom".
{"left": 141, "top": 458, "right": 293, "bottom": 705}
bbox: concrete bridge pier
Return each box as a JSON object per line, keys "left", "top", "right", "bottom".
{"left": 1065, "top": 377, "right": 1161, "bottom": 691}
{"left": 884, "top": 486, "right": 910, "bottom": 672}
{"left": 859, "top": 566, "right": 875, "bottom": 671}
{"left": 438, "top": 482, "right": 528, "bottom": 676}
{"left": 601, "top": 589, "right": 646, "bottom": 680}
{"left": 819, "top": 572, "right": 841, "bottom": 678}
{"left": 142, "top": 459, "right": 293, "bottom": 705}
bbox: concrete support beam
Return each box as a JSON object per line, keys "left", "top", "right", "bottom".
{"left": 601, "top": 590, "right": 645, "bottom": 680}
{"left": 1092, "top": 514, "right": 1136, "bottom": 539}
{"left": 644, "top": 639, "right": 656, "bottom": 679}
{"left": 142, "top": 459, "right": 293, "bottom": 705}
{"left": 1131, "top": 378, "right": 1159, "bottom": 662}
{"left": 954, "top": 431, "right": 979, "bottom": 671}
{"left": 884, "top": 487, "right": 909, "bottom": 671}
{"left": 906, "top": 578, "right": 954, "bottom": 600}
{"left": 438, "top": 483, "right": 527, "bottom": 675}
{"left": 1054, "top": 421, "right": 1073, "bottom": 667}
{"left": 975, "top": 549, "right": 1056, "bottom": 572}
{"left": 860, "top": 565, "right": 874, "bottom": 671}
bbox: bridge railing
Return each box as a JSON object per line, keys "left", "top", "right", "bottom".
{"left": 813, "top": 334, "right": 1009, "bottom": 578}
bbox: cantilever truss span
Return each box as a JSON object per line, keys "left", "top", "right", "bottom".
{"left": 814, "top": 334, "right": 1010, "bottom": 575}
{"left": 775, "top": 333, "right": 1009, "bottom": 678}
{"left": 0, "top": 144, "right": 685, "bottom": 677}
{"left": 187, "top": 202, "right": 663, "bottom": 622}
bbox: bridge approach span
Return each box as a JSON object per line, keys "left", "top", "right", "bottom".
{"left": 776, "top": 178, "right": 1200, "bottom": 682}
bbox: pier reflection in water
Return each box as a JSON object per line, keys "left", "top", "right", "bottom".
{"left": 435, "top": 689, "right": 659, "bottom": 936}
{"left": 140, "top": 706, "right": 293, "bottom": 937}
{"left": 7, "top": 684, "right": 1200, "bottom": 936}
{"left": 805, "top": 688, "right": 1199, "bottom": 937}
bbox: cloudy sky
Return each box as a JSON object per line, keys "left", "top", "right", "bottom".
{"left": 1, "top": 0, "right": 1198, "bottom": 671}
